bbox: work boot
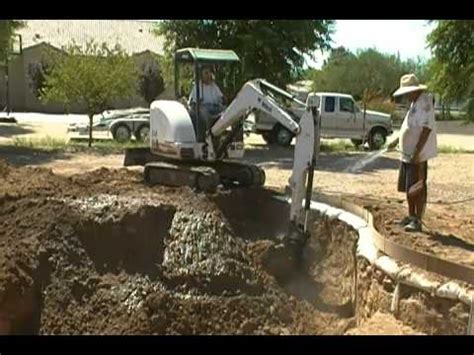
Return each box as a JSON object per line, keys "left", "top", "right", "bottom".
{"left": 404, "top": 218, "right": 422, "bottom": 232}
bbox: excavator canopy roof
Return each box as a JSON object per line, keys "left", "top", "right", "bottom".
{"left": 175, "top": 48, "right": 240, "bottom": 64}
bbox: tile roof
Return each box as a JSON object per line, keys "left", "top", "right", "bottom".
{"left": 18, "top": 20, "right": 164, "bottom": 55}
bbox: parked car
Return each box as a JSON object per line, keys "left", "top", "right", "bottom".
{"left": 252, "top": 91, "right": 393, "bottom": 150}
{"left": 67, "top": 107, "right": 150, "bottom": 142}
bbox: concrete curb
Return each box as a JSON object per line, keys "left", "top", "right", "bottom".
{"left": 275, "top": 194, "right": 474, "bottom": 335}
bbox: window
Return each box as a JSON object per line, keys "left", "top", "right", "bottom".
{"left": 310, "top": 95, "right": 320, "bottom": 107}
{"left": 325, "top": 96, "right": 335, "bottom": 112}
{"left": 340, "top": 97, "right": 354, "bottom": 113}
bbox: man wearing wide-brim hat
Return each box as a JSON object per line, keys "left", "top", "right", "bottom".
{"left": 387, "top": 74, "right": 438, "bottom": 232}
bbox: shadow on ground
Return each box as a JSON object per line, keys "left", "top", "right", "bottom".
{"left": 244, "top": 143, "right": 399, "bottom": 174}
{"left": 0, "top": 123, "right": 35, "bottom": 138}
{"left": 427, "top": 230, "right": 474, "bottom": 252}
{"left": 0, "top": 145, "right": 71, "bottom": 167}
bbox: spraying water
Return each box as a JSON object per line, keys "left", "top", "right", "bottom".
{"left": 344, "top": 147, "right": 389, "bottom": 173}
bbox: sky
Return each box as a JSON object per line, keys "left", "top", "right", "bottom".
{"left": 308, "top": 20, "right": 435, "bottom": 69}
{"left": 143, "top": 20, "right": 435, "bottom": 68}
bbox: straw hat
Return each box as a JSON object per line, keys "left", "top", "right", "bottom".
{"left": 392, "top": 74, "right": 427, "bottom": 97}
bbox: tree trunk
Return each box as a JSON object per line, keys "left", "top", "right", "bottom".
{"left": 362, "top": 100, "right": 369, "bottom": 145}
{"left": 88, "top": 114, "right": 93, "bottom": 147}
{"left": 362, "top": 88, "right": 368, "bottom": 146}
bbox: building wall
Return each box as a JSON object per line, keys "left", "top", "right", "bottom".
{"left": 109, "top": 51, "right": 151, "bottom": 110}
{"left": 22, "top": 45, "right": 69, "bottom": 113}
{"left": 7, "top": 44, "right": 169, "bottom": 113}
{"left": 0, "top": 67, "right": 6, "bottom": 109}
{"left": 8, "top": 54, "right": 27, "bottom": 111}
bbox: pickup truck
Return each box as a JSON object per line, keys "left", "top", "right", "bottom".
{"left": 252, "top": 92, "right": 393, "bottom": 150}
{"left": 67, "top": 107, "right": 150, "bottom": 142}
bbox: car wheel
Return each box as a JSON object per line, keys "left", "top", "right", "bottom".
{"left": 136, "top": 124, "right": 150, "bottom": 143}
{"left": 274, "top": 125, "right": 294, "bottom": 147}
{"left": 112, "top": 124, "right": 132, "bottom": 142}
{"left": 368, "top": 128, "right": 387, "bottom": 151}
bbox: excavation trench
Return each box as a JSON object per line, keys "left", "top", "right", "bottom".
{"left": 0, "top": 166, "right": 469, "bottom": 334}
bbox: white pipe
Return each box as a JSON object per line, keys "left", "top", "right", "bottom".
{"left": 391, "top": 283, "right": 401, "bottom": 314}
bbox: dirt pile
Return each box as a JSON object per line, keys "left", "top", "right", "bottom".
{"left": 0, "top": 161, "right": 359, "bottom": 335}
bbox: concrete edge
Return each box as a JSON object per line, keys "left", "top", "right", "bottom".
{"left": 273, "top": 194, "right": 474, "bottom": 335}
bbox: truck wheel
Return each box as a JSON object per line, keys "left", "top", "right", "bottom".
{"left": 368, "top": 128, "right": 387, "bottom": 151}
{"left": 274, "top": 125, "right": 294, "bottom": 147}
{"left": 262, "top": 132, "right": 276, "bottom": 145}
{"left": 112, "top": 124, "right": 132, "bottom": 142}
{"left": 351, "top": 139, "right": 363, "bottom": 149}
{"left": 135, "top": 124, "right": 150, "bottom": 143}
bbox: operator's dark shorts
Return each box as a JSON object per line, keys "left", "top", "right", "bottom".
{"left": 398, "top": 161, "right": 428, "bottom": 193}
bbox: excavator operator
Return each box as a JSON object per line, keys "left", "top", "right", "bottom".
{"left": 188, "top": 65, "right": 226, "bottom": 125}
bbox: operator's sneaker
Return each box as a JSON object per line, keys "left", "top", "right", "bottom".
{"left": 397, "top": 216, "right": 414, "bottom": 227}
{"left": 404, "top": 218, "right": 422, "bottom": 232}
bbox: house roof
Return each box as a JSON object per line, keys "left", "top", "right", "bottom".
{"left": 18, "top": 20, "right": 164, "bottom": 55}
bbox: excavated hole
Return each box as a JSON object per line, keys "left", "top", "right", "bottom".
{"left": 76, "top": 205, "right": 176, "bottom": 276}
{"left": 4, "top": 191, "right": 361, "bottom": 334}
{"left": 212, "top": 190, "right": 358, "bottom": 319}
{"left": 210, "top": 188, "right": 291, "bottom": 241}
{"left": 1, "top": 160, "right": 468, "bottom": 335}
{"left": 6, "top": 189, "right": 464, "bottom": 334}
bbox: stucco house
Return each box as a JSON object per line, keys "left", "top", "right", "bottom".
{"left": 0, "top": 20, "right": 171, "bottom": 113}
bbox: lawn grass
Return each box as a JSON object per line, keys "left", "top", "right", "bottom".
{"left": 11, "top": 136, "right": 68, "bottom": 151}
{"left": 9, "top": 136, "right": 146, "bottom": 154}
{"left": 437, "top": 145, "right": 471, "bottom": 154}
{"left": 320, "top": 140, "right": 357, "bottom": 152}
{"left": 7, "top": 136, "right": 472, "bottom": 156}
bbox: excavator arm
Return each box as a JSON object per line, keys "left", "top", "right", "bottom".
{"left": 210, "top": 79, "right": 321, "bottom": 256}
{"left": 286, "top": 94, "right": 321, "bottom": 254}
{"left": 210, "top": 79, "right": 301, "bottom": 138}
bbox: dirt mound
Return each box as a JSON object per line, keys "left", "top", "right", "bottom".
{"left": 0, "top": 162, "right": 359, "bottom": 335}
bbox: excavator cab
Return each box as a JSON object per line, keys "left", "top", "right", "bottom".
{"left": 174, "top": 48, "right": 242, "bottom": 143}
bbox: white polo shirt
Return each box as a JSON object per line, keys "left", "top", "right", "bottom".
{"left": 399, "top": 92, "right": 438, "bottom": 163}
{"left": 188, "top": 81, "right": 223, "bottom": 106}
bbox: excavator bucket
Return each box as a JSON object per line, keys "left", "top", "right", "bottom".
{"left": 261, "top": 223, "right": 310, "bottom": 283}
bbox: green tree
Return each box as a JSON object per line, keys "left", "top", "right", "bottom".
{"left": 427, "top": 20, "right": 474, "bottom": 121}
{"left": 156, "top": 52, "right": 174, "bottom": 90}
{"left": 138, "top": 55, "right": 165, "bottom": 105}
{"left": 28, "top": 59, "right": 51, "bottom": 99}
{"left": 157, "top": 20, "right": 334, "bottom": 88}
{"left": 0, "top": 20, "right": 24, "bottom": 60}
{"left": 41, "top": 41, "right": 138, "bottom": 147}
{"left": 309, "top": 47, "right": 429, "bottom": 105}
